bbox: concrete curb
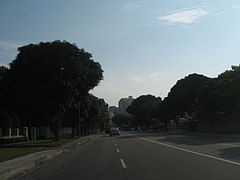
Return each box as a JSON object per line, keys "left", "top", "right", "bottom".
{"left": 76, "top": 138, "right": 89, "bottom": 146}
{"left": 62, "top": 138, "right": 89, "bottom": 152}
{"left": 0, "top": 150, "right": 63, "bottom": 180}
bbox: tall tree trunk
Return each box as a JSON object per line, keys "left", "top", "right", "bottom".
{"left": 71, "top": 126, "right": 75, "bottom": 139}
{"left": 51, "top": 105, "right": 66, "bottom": 141}
{"left": 76, "top": 101, "right": 81, "bottom": 136}
{"left": 55, "top": 128, "right": 60, "bottom": 141}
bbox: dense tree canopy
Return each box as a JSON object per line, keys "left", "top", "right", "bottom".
{"left": 0, "top": 66, "right": 7, "bottom": 80}
{"left": 0, "top": 40, "right": 105, "bottom": 140}
{"left": 127, "top": 95, "right": 162, "bottom": 129}
{"left": 112, "top": 114, "right": 134, "bottom": 128}
{"left": 197, "top": 66, "right": 240, "bottom": 126}
{"left": 163, "top": 73, "right": 210, "bottom": 117}
{"left": 63, "top": 94, "right": 109, "bottom": 137}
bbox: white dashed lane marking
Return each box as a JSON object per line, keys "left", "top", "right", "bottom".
{"left": 120, "top": 158, "right": 127, "bottom": 168}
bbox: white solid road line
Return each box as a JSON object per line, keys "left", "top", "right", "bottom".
{"left": 115, "top": 143, "right": 117, "bottom": 146}
{"left": 120, "top": 159, "right": 127, "bottom": 168}
{"left": 116, "top": 148, "right": 120, "bottom": 153}
{"left": 139, "top": 137, "right": 240, "bottom": 166}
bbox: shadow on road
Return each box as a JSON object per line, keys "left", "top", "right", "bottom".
{"left": 111, "top": 132, "right": 240, "bottom": 161}
{"left": 156, "top": 134, "right": 240, "bottom": 146}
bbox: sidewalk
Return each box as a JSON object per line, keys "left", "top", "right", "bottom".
{"left": 0, "top": 136, "right": 90, "bottom": 180}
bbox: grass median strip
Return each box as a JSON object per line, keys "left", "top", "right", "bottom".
{"left": 0, "top": 148, "right": 44, "bottom": 162}
{"left": 1, "top": 138, "right": 74, "bottom": 148}
{"left": 0, "top": 137, "right": 83, "bottom": 162}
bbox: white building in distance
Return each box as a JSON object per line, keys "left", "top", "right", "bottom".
{"left": 118, "top": 96, "right": 134, "bottom": 115}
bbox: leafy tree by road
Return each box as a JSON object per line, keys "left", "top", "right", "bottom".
{"left": 163, "top": 73, "right": 210, "bottom": 117}
{"left": 127, "top": 95, "right": 162, "bottom": 129}
{"left": 196, "top": 65, "right": 240, "bottom": 131}
{"left": 63, "top": 94, "right": 110, "bottom": 137}
{"left": 2, "top": 40, "right": 103, "bottom": 140}
{"left": 112, "top": 114, "right": 134, "bottom": 128}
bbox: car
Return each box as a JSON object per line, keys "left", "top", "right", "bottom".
{"left": 109, "top": 127, "right": 120, "bottom": 136}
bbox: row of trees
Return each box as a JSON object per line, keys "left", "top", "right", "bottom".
{"left": 0, "top": 40, "right": 110, "bottom": 140}
{"left": 125, "top": 66, "right": 240, "bottom": 133}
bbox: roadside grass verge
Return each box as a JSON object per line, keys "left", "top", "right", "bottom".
{"left": 0, "top": 138, "right": 74, "bottom": 148}
{"left": 0, "top": 136, "right": 88, "bottom": 162}
{"left": 0, "top": 148, "right": 44, "bottom": 162}
{"left": 0, "top": 138, "right": 76, "bottom": 162}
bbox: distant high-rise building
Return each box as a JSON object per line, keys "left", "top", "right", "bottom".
{"left": 108, "top": 96, "right": 135, "bottom": 117}
{"left": 118, "top": 96, "right": 134, "bottom": 115}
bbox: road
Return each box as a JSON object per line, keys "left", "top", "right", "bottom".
{"left": 16, "top": 132, "right": 240, "bottom": 180}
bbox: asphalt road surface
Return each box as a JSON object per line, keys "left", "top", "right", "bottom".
{"left": 16, "top": 132, "right": 240, "bottom": 180}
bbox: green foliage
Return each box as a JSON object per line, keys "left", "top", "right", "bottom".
{"left": 2, "top": 138, "right": 73, "bottom": 147}
{"left": 151, "top": 74, "right": 209, "bottom": 131}
{"left": 163, "top": 73, "right": 210, "bottom": 117}
{"left": 63, "top": 94, "right": 110, "bottom": 136}
{"left": 0, "top": 66, "right": 8, "bottom": 80}
{"left": 112, "top": 114, "right": 133, "bottom": 127}
{"left": 0, "top": 112, "right": 12, "bottom": 128}
{"left": 0, "top": 148, "right": 44, "bottom": 162}
{"left": 197, "top": 65, "right": 240, "bottom": 124}
{"left": 154, "top": 65, "right": 240, "bottom": 132}
{"left": 81, "top": 94, "right": 110, "bottom": 133}
{"left": 0, "top": 40, "right": 104, "bottom": 140}
{"left": 127, "top": 94, "right": 162, "bottom": 129}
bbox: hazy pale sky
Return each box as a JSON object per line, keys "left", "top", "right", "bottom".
{"left": 1, "top": 0, "right": 240, "bottom": 106}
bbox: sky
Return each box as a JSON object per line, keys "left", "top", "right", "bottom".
{"left": 1, "top": 0, "right": 240, "bottom": 106}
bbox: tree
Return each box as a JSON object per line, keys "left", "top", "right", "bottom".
{"left": 3, "top": 40, "right": 103, "bottom": 140}
{"left": 164, "top": 73, "right": 210, "bottom": 117}
{"left": 0, "top": 66, "right": 7, "bottom": 80}
{"left": 0, "top": 111, "right": 12, "bottom": 128}
{"left": 112, "top": 114, "right": 133, "bottom": 128}
{"left": 196, "top": 65, "right": 240, "bottom": 132}
{"left": 84, "top": 95, "right": 110, "bottom": 134}
{"left": 153, "top": 74, "right": 209, "bottom": 131}
{"left": 63, "top": 94, "right": 110, "bottom": 137}
{"left": 127, "top": 95, "right": 162, "bottom": 129}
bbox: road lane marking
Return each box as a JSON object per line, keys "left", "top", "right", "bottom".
{"left": 139, "top": 137, "right": 240, "bottom": 166}
{"left": 115, "top": 143, "right": 117, "bottom": 146}
{"left": 116, "top": 148, "right": 120, "bottom": 153}
{"left": 120, "top": 159, "right": 127, "bottom": 168}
